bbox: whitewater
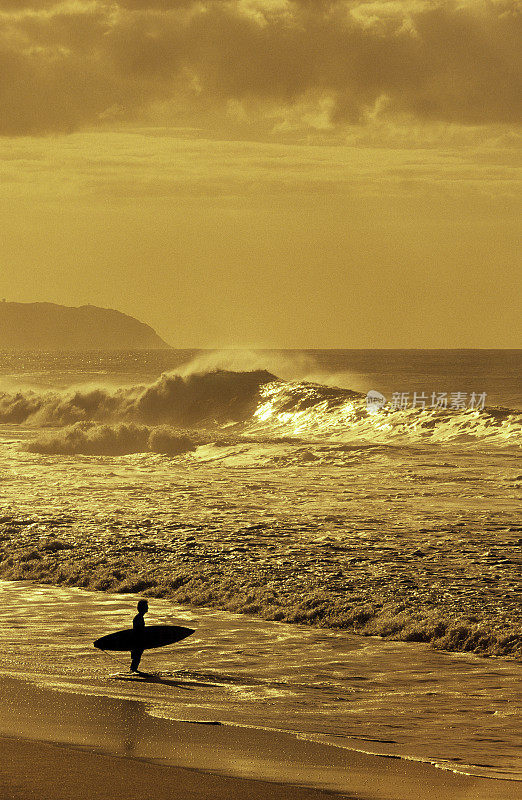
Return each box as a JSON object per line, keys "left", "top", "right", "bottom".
{"left": 0, "top": 349, "right": 520, "bottom": 783}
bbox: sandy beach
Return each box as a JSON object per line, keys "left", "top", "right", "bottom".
{"left": 0, "top": 579, "right": 521, "bottom": 800}
{"left": 1, "top": 674, "right": 520, "bottom": 800}
{"left": 0, "top": 736, "right": 340, "bottom": 800}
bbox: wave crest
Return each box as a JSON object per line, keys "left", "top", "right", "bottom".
{"left": 0, "top": 369, "right": 275, "bottom": 427}
{"left": 250, "top": 382, "right": 521, "bottom": 446}
{"left": 2, "top": 368, "right": 520, "bottom": 448}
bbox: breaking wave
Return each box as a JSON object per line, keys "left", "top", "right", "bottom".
{"left": 0, "top": 369, "right": 275, "bottom": 427}
{"left": 27, "top": 423, "right": 196, "bottom": 457}
{"left": 250, "top": 381, "right": 521, "bottom": 447}
{"left": 0, "top": 368, "right": 520, "bottom": 451}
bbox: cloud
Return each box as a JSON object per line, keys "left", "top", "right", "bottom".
{"left": 1, "top": 128, "right": 520, "bottom": 205}
{"left": 0, "top": 1, "right": 520, "bottom": 136}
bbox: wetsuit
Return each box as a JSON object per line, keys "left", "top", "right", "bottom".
{"left": 130, "top": 612, "right": 145, "bottom": 672}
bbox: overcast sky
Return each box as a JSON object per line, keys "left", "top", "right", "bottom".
{"left": 1, "top": 0, "right": 520, "bottom": 347}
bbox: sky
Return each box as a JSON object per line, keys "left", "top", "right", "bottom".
{"left": 0, "top": 0, "right": 520, "bottom": 348}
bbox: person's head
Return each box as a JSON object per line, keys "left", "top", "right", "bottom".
{"left": 137, "top": 599, "right": 148, "bottom": 614}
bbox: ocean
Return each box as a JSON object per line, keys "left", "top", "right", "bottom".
{"left": 0, "top": 349, "right": 520, "bottom": 784}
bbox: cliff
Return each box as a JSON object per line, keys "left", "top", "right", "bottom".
{"left": 0, "top": 302, "right": 171, "bottom": 350}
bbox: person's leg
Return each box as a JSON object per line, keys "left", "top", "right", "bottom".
{"left": 130, "top": 648, "right": 143, "bottom": 672}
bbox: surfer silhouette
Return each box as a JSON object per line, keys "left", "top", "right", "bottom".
{"left": 130, "top": 599, "right": 148, "bottom": 673}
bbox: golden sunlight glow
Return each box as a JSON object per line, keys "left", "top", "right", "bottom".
{"left": 0, "top": 0, "right": 520, "bottom": 346}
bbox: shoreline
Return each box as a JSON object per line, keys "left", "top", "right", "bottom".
{"left": 1, "top": 674, "right": 520, "bottom": 800}
{"left": 1, "top": 514, "right": 521, "bottom": 659}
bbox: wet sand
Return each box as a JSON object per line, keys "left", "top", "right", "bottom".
{"left": 0, "top": 676, "right": 520, "bottom": 800}
{"left": 2, "top": 580, "right": 521, "bottom": 782}
{"left": 0, "top": 737, "right": 340, "bottom": 800}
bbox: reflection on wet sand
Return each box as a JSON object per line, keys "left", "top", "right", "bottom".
{"left": 0, "top": 581, "right": 520, "bottom": 782}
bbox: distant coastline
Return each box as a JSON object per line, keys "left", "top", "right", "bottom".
{"left": 0, "top": 302, "right": 171, "bottom": 350}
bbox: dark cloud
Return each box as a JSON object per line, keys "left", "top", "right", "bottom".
{"left": 0, "top": 1, "right": 520, "bottom": 135}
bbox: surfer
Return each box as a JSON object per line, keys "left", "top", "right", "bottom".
{"left": 130, "top": 599, "right": 148, "bottom": 673}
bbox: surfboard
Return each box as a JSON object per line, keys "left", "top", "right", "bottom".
{"left": 94, "top": 625, "right": 195, "bottom": 652}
